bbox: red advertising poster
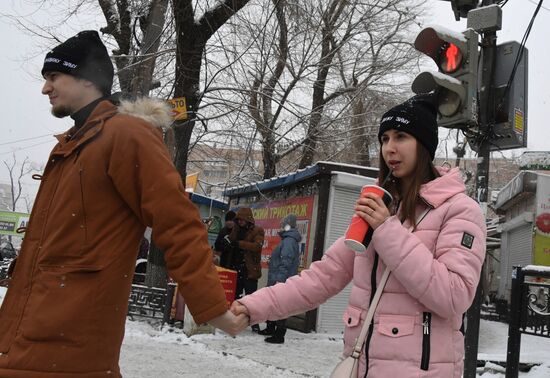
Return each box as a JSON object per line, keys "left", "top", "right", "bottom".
{"left": 170, "top": 267, "right": 237, "bottom": 321}
{"left": 216, "top": 266, "right": 238, "bottom": 305}
{"left": 250, "top": 196, "right": 314, "bottom": 270}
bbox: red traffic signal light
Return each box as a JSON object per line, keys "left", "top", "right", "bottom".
{"left": 412, "top": 26, "right": 479, "bottom": 128}
{"left": 440, "top": 43, "right": 463, "bottom": 73}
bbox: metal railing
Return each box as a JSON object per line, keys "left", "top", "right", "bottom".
{"left": 0, "top": 266, "right": 7, "bottom": 281}
{"left": 505, "top": 265, "right": 550, "bottom": 377}
{"left": 127, "top": 283, "right": 176, "bottom": 324}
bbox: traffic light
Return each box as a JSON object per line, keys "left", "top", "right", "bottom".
{"left": 412, "top": 26, "right": 480, "bottom": 129}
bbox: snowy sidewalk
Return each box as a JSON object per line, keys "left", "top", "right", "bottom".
{"left": 121, "top": 320, "right": 341, "bottom": 377}
{"left": 1, "top": 287, "right": 549, "bottom": 377}
{"left": 120, "top": 318, "right": 550, "bottom": 378}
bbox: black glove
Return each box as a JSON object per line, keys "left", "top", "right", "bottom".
{"left": 231, "top": 240, "right": 239, "bottom": 248}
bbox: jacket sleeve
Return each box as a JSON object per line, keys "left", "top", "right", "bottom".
{"left": 105, "top": 118, "right": 227, "bottom": 324}
{"left": 239, "top": 237, "right": 354, "bottom": 325}
{"left": 371, "top": 198, "right": 486, "bottom": 319}
{"left": 214, "top": 230, "right": 226, "bottom": 253}
{"left": 238, "top": 227, "right": 264, "bottom": 253}
{"left": 277, "top": 238, "right": 299, "bottom": 282}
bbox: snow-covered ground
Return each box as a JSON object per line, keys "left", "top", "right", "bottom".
{"left": 1, "top": 286, "right": 549, "bottom": 377}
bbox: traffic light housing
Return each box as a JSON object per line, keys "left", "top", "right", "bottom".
{"left": 467, "top": 41, "right": 528, "bottom": 151}
{"left": 412, "top": 26, "right": 479, "bottom": 129}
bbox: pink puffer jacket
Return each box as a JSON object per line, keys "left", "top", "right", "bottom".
{"left": 239, "top": 167, "right": 486, "bottom": 377}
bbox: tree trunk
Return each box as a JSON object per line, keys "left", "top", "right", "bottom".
{"left": 350, "top": 97, "right": 371, "bottom": 167}
{"left": 144, "top": 0, "right": 251, "bottom": 288}
{"left": 130, "top": 0, "right": 169, "bottom": 96}
{"left": 145, "top": 125, "right": 177, "bottom": 288}
{"left": 98, "top": 0, "right": 133, "bottom": 92}
{"left": 172, "top": 0, "right": 205, "bottom": 181}
{"left": 129, "top": 0, "right": 170, "bottom": 288}
{"left": 144, "top": 239, "right": 167, "bottom": 288}
{"left": 298, "top": 21, "right": 334, "bottom": 168}
{"left": 262, "top": 136, "right": 277, "bottom": 179}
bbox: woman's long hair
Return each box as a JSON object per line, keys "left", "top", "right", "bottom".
{"left": 378, "top": 142, "right": 440, "bottom": 228}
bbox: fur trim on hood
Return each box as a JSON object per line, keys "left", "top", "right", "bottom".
{"left": 118, "top": 97, "right": 173, "bottom": 130}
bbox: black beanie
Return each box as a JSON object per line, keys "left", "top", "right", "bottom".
{"left": 377, "top": 94, "right": 439, "bottom": 160}
{"left": 41, "top": 31, "right": 114, "bottom": 95}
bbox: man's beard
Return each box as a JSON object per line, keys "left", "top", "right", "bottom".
{"left": 51, "top": 104, "right": 72, "bottom": 118}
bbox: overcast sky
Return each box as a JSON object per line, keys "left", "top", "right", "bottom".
{"left": 1, "top": 0, "right": 549, "bottom": 203}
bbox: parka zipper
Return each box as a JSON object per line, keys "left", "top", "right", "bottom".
{"left": 363, "top": 253, "right": 379, "bottom": 378}
{"left": 421, "top": 311, "right": 432, "bottom": 370}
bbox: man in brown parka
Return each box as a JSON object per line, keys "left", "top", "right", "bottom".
{"left": 0, "top": 31, "right": 247, "bottom": 378}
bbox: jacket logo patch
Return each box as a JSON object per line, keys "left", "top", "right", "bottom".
{"left": 461, "top": 233, "right": 474, "bottom": 249}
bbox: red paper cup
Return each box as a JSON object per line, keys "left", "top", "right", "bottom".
{"left": 344, "top": 185, "right": 392, "bottom": 252}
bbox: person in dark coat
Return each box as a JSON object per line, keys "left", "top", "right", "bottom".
{"left": 258, "top": 214, "right": 301, "bottom": 343}
{"left": 214, "top": 210, "right": 236, "bottom": 267}
{"left": 225, "top": 207, "right": 265, "bottom": 332}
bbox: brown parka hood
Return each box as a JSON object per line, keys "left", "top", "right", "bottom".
{"left": 118, "top": 97, "right": 173, "bottom": 130}
{"left": 235, "top": 207, "right": 255, "bottom": 225}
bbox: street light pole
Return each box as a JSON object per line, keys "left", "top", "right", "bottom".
{"left": 463, "top": 1, "right": 497, "bottom": 377}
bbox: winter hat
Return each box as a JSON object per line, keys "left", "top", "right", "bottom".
{"left": 281, "top": 214, "right": 297, "bottom": 229}
{"left": 235, "top": 207, "right": 255, "bottom": 224}
{"left": 377, "top": 94, "right": 438, "bottom": 160}
{"left": 41, "top": 30, "right": 114, "bottom": 95}
{"left": 225, "top": 210, "right": 236, "bottom": 222}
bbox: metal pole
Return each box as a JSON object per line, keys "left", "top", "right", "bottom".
{"left": 505, "top": 266, "right": 524, "bottom": 378}
{"left": 463, "top": 1, "right": 497, "bottom": 376}
{"left": 163, "top": 283, "right": 177, "bottom": 325}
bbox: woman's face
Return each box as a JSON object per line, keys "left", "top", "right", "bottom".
{"left": 380, "top": 129, "right": 418, "bottom": 181}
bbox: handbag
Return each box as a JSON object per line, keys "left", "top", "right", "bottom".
{"left": 330, "top": 208, "right": 431, "bottom": 378}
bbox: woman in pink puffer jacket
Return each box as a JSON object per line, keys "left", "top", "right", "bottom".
{"left": 233, "top": 95, "right": 486, "bottom": 377}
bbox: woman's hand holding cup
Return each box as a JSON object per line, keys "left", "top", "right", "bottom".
{"left": 344, "top": 185, "right": 392, "bottom": 253}
{"left": 355, "top": 192, "right": 391, "bottom": 230}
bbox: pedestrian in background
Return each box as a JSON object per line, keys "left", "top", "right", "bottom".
{"left": 258, "top": 214, "right": 301, "bottom": 344}
{"left": 214, "top": 210, "right": 236, "bottom": 267}
{"left": 226, "top": 207, "right": 264, "bottom": 332}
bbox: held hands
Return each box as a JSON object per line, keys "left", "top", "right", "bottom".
{"left": 208, "top": 310, "right": 249, "bottom": 336}
{"left": 355, "top": 192, "right": 391, "bottom": 230}
{"left": 229, "top": 301, "right": 252, "bottom": 334}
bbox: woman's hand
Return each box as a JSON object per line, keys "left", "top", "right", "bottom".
{"left": 229, "top": 301, "right": 251, "bottom": 334}
{"left": 354, "top": 192, "right": 391, "bottom": 230}
{"left": 208, "top": 310, "right": 250, "bottom": 336}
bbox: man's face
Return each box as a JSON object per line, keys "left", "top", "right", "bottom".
{"left": 41, "top": 72, "right": 95, "bottom": 118}
{"left": 237, "top": 218, "right": 247, "bottom": 228}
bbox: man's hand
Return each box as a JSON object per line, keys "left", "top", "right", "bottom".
{"left": 208, "top": 310, "right": 249, "bottom": 336}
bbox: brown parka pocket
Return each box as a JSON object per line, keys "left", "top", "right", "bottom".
{"left": 19, "top": 264, "right": 103, "bottom": 346}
